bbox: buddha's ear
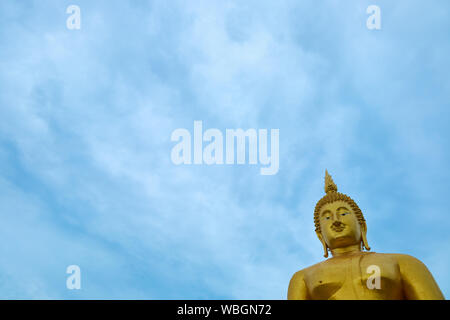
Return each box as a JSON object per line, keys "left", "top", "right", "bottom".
{"left": 317, "top": 232, "right": 329, "bottom": 258}
{"left": 361, "top": 225, "right": 371, "bottom": 251}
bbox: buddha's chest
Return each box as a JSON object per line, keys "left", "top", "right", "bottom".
{"left": 304, "top": 254, "right": 403, "bottom": 300}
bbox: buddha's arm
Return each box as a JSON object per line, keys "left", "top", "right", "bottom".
{"left": 287, "top": 270, "right": 310, "bottom": 300}
{"left": 396, "top": 254, "right": 445, "bottom": 300}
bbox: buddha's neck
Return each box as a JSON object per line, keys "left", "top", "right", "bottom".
{"left": 330, "top": 244, "right": 361, "bottom": 257}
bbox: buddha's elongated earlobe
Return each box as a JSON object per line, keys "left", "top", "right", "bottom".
{"left": 317, "top": 233, "right": 329, "bottom": 258}
{"left": 361, "top": 227, "right": 370, "bottom": 251}
{"left": 322, "top": 241, "right": 329, "bottom": 258}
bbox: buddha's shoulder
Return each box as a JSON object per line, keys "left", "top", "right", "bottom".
{"left": 373, "top": 252, "right": 426, "bottom": 266}
{"left": 365, "top": 252, "right": 422, "bottom": 263}
{"left": 289, "top": 252, "right": 423, "bottom": 280}
{"left": 342, "top": 252, "right": 423, "bottom": 264}
{"left": 289, "top": 259, "right": 331, "bottom": 280}
{"left": 361, "top": 252, "right": 429, "bottom": 272}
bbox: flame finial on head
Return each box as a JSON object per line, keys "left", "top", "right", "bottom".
{"left": 324, "top": 170, "right": 338, "bottom": 194}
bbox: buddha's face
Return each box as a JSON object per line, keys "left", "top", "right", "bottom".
{"left": 319, "top": 200, "right": 361, "bottom": 250}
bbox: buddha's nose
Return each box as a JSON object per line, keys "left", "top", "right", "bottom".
{"left": 332, "top": 220, "right": 343, "bottom": 227}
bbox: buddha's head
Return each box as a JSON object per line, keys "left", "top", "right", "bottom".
{"left": 314, "top": 170, "right": 370, "bottom": 257}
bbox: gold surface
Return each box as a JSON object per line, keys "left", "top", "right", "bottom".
{"left": 288, "top": 171, "right": 444, "bottom": 300}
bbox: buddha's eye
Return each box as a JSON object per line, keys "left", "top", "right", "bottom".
{"left": 324, "top": 216, "right": 331, "bottom": 220}
{"left": 341, "top": 212, "right": 349, "bottom": 216}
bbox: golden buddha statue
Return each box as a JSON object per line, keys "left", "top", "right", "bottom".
{"left": 288, "top": 170, "right": 444, "bottom": 300}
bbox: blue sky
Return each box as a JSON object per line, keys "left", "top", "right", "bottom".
{"left": 0, "top": 0, "right": 449, "bottom": 299}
